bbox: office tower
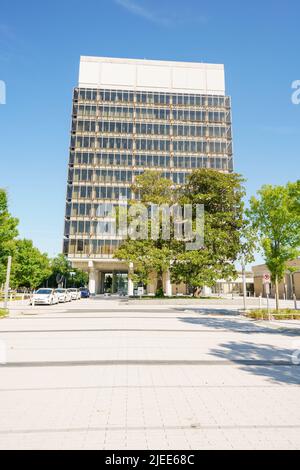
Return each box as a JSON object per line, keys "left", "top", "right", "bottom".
{"left": 63, "top": 56, "right": 233, "bottom": 294}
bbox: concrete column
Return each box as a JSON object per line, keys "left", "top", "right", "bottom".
{"left": 165, "top": 269, "right": 172, "bottom": 297}
{"left": 95, "top": 270, "right": 100, "bottom": 294}
{"left": 89, "top": 269, "right": 96, "bottom": 296}
{"left": 202, "top": 286, "right": 212, "bottom": 297}
{"left": 128, "top": 262, "right": 134, "bottom": 297}
{"left": 88, "top": 261, "right": 96, "bottom": 296}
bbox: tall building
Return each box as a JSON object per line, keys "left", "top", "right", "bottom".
{"left": 63, "top": 56, "right": 233, "bottom": 295}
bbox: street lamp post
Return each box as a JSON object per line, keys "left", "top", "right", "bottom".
{"left": 3, "top": 256, "right": 12, "bottom": 311}
{"left": 289, "top": 270, "right": 298, "bottom": 310}
{"left": 242, "top": 262, "right": 247, "bottom": 311}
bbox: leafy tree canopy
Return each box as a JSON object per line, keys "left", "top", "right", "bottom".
{"left": 115, "top": 171, "right": 180, "bottom": 293}
{"left": 47, "top": 254, "right": 88, "bottom": 288}
{"left": 116, "top": 169, "right": 248, "bottom": 296}
{"left": 11, "top": 239, "right": 51, "bottom": 289}
{"left": 0, "top": 190, "right": 88, "bottom": 291}
{"left": 172, "top": 169, "right": 247, "bottom": 294}
{"left": 247, "top": 181, "right": 300, "bottom": 309}
{"left": 0, "top": 189, "right": 19, "bottom": 285}
{"left": 131, "top": 171, "right": 175, "bottom": 205}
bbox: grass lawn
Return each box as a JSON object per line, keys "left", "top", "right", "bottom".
{"left": 0, "top": 296, "right": 25, "bottom": 301}
{"left": 0, "top": 309, "right": 8, "bottom": 318}
{"left": 246, "top": 309, "right": 300, "bottom": 320}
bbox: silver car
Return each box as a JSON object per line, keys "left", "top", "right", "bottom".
{"left": 55, "top": 288, "right": 72, "bottom": 303}
{"left": 30, "top": 288, "right": 59, "bottom": 305}
{"left": 67, "top": 288, "right": 81, "bottom": 300}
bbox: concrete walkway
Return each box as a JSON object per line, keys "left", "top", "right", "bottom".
{"left": 0, "top": 298, "right": 300, "bottom": 449}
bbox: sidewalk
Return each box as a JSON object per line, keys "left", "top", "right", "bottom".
{"left": 0, "top": 298, "right": 300, "bottom": 449}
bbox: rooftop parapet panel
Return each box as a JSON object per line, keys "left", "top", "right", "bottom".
{"left": 79, "top": 56, "right": 226, "bottom": 96}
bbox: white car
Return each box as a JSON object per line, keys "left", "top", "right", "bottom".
{"left": 67, "top": 288, "right": 81, "bottom": 300}
{"left": 55, "top": 288, "right": 71, "bottom": 303}
{"left": 30, "top": 288, "right": 59, "bottom": 305}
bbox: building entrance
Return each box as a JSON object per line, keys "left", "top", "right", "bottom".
{"left": 101, "top": 272, "right": 128, "bottom": 295}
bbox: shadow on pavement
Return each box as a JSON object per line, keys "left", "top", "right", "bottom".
{"left": 178, "top": 316, "right": 300, "bottom": 337}
{"left": 176, "top": 308, "right": 240, "bottom": 316}
{"left": 179, "top": 313, "right": 300, "bottom": 384}
{"left": 209, "top": 341, "right": 300, "bottom": 385}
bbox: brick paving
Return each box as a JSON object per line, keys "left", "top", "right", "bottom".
{"left": 0, "top": 298, "right": 300, "bottom": 449}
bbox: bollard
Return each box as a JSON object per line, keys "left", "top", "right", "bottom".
{"left": 294, "top": 294, "right": 298, "bottom": 311}
{"left": 267, "top": 294, "right": 271, "bottom": 321}
{"left": 0, "top": 340, "right": 7, "bottom": 365}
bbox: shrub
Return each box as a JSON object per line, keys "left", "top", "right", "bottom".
{"left": 0, "top": 309, "right": 8, "bottom": 318}
{"left": 155, "top": 287, "right": 165, "bottom": 298}
{"left": 246, "top": 309, "right": 300, "bottom": 320}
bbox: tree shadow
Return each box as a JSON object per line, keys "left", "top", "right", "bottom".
{"left": 209, "top": 341, "right": 300, "bottom": 385}
{"left": 178, "top": 315, "right": 300, "bottom": 337}
{"left": 176, "top": 308, "right": 240, "bottom": 316}
{"left": 178, "top": 312, "right": 300, "bottom": 384}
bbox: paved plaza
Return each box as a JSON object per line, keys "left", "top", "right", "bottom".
{"left": 0, "top": 297, "right": 300, "bottom": 449}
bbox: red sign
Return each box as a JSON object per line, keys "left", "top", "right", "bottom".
{"left": 263, "top": 273, "right": 271, "bottom": 284}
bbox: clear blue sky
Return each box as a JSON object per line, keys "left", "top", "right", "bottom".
{"left": 0, "top": 0, "right": 299, "bottom": 260}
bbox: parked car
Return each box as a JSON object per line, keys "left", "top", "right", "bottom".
{"left": 67, "top": 288, "right": 81, "bottom": 300}
{"left": 55, "top": 288, "right": 71, "bottom": 303}
{"left": 79, "top": 287, "right": 90, "bottom": 298}
{"left": 30, "top": 288, "right": 59, "bottom": 305}
{"left": 65, "top": 290, "right": 72, "bottom": 302}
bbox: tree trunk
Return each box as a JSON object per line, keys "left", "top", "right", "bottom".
{"left": 193, "top": 287, "right": 201, "bottom": 298}
{"left": 156, "top": 271, "right": 163, "bottom": 291}
{"left": 275, "top": 275, "right": 279, "bottom": 312}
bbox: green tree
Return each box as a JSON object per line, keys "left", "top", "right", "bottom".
{"left": 47, "top": 254, "right": 88, "bottom": 288}
{"left": 172, "top": 169, "right": 247, "bottom": 296}
{"left": 131, "top": 170, "right": 175, "bottom": 205}
{"left": 0, "top": 189, "right": 19, "bottom": 286}
{"left": 116, "top": 240, "right": 153, "bottom": 286}
{"left": 70, "top": 269, "right": 89, "bottom": 288}
{"left": 116, "top": 169, "right": 248, "bottom": 297}
{"left": 171, "top": 250, "right": 237, "bottom": 297}
{"left": 116, "top": 240, "right": 173, "bottom": 291}
{"left": 48, "top": 254, "right": 71, "bottom": 287}
{"left": 115, "top": 171, "right": 179, "bottom": 295}
{"left": 247, "top": 182, "right": 300, "bottom": 311}
{"left": 11, "top": 239, "right": 51, "bottom": 289}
